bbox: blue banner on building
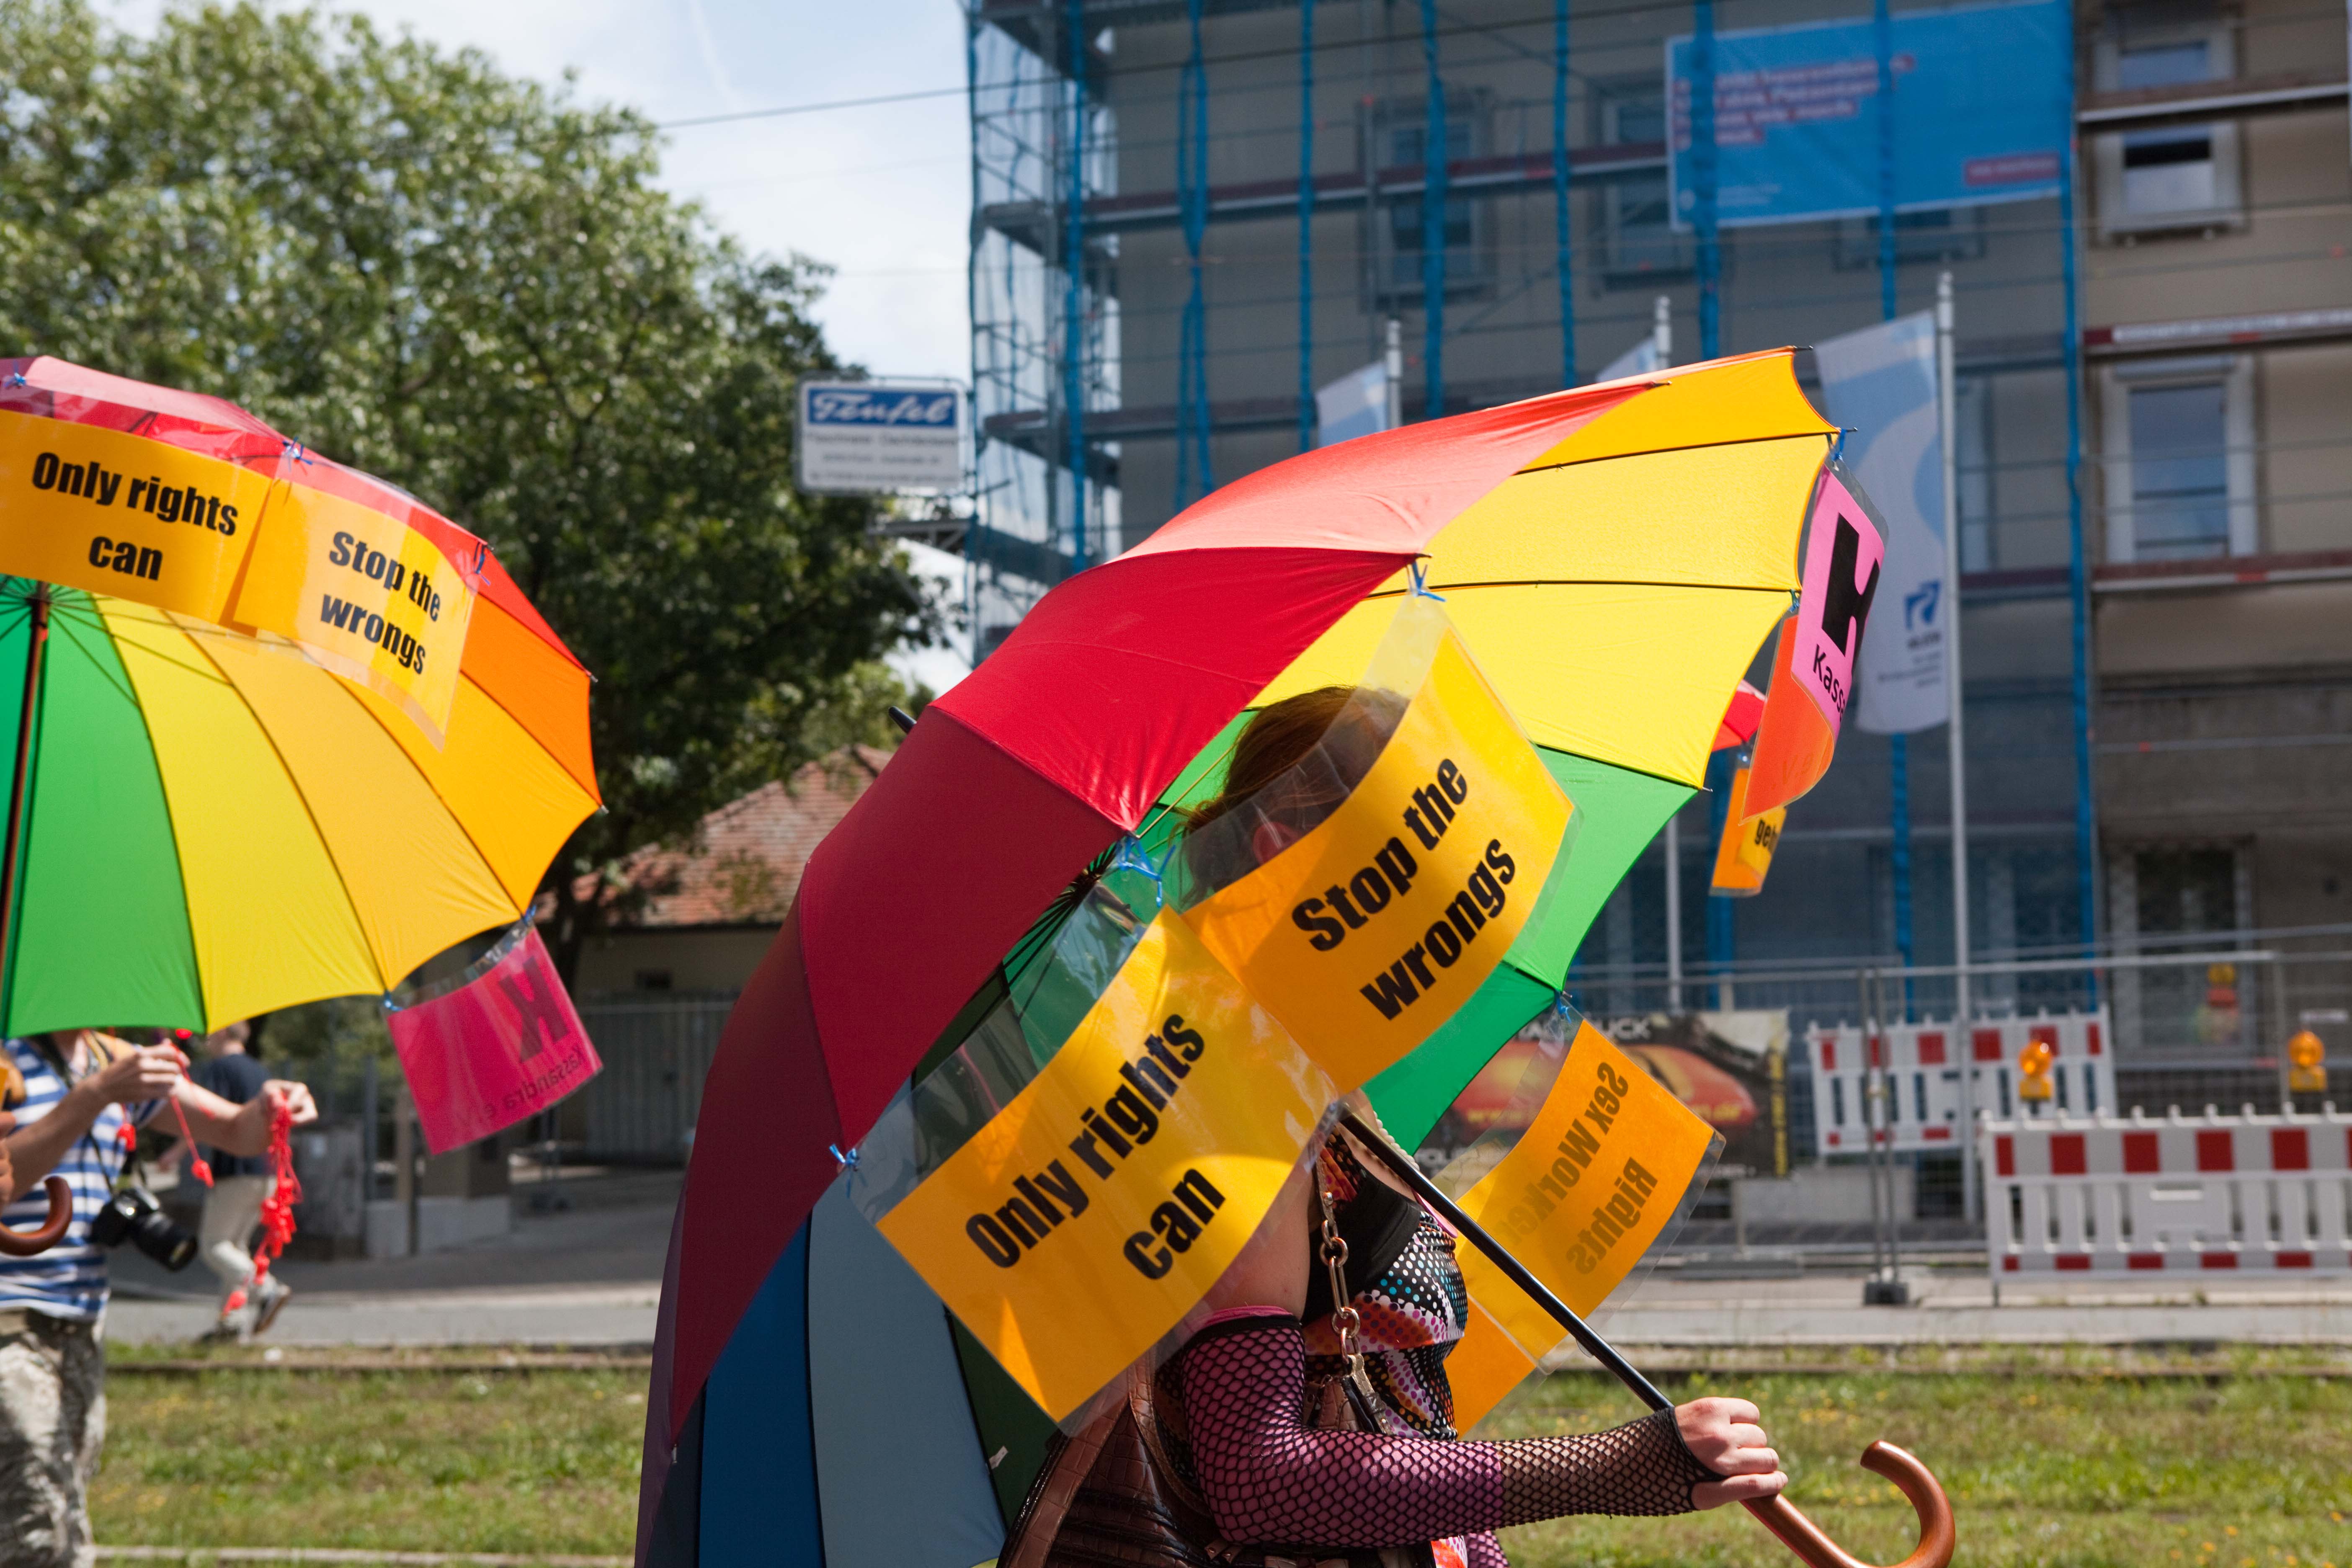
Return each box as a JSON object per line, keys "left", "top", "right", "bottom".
{"left": 1668, "top": 0, "right": 2070, "bottom": 230}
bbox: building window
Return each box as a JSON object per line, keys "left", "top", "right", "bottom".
{"left": 635, "top": 969, "right": 674, "bottom": 991}
{"left": 1593, "top": 80, "right": 1690, "bottom": 283}
{"left": 2107, "top": 843, "right": 2253, "bottom": 1054}
{"left": 1368, "top": 93, "right": 1491, "bottom": 302}
{"left": 2129, "top": 383, "right": 2228, "bottom": 557}
{"left": 1955, "top": 377, "right": 1996, "bottom": 572}
{"left": 2092, "top": 20, "right": 2244, "bottom": 238}
{"left": 2100, "top": 356, "right": 2256, "bottom": 562}
{"left": 1831, "top": 208, "right": 1987, "bottom": 271}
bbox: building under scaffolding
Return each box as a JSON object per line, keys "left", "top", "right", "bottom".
{"left": 959, "top": 0, "right": 2352, "bottom": 1032}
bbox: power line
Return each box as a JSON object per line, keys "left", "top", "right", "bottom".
{"left": 655, "top": 85, "right": 967, "bottom": 129}
{"left": 658, "top": 0, "right": 2352, "bottom": 129}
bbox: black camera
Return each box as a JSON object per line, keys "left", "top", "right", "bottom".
{"left": 89, "top": 1186, "right": 198, "bottom": 1271}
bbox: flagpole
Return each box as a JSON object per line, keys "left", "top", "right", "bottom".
{"left": 1938, "top": 271, "right": 1976, "bottom": 1220}
{"left": 1656, "top": 297, "right": 1683, "bottom": 1014}
{"left": 1665, "top": 817, "right": 1684, "bottom": 1010}
{"left": 1340, "top": 1112, "right": 1955, "bottom": 1568}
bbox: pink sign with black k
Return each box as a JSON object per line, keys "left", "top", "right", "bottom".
{"left": 387, "top": 926, "right": 603, "bottom": 1154}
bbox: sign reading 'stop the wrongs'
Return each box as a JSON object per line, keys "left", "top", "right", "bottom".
{"left": 226, "top": 462, "right": 485, "bottom": 748}
{"left": 1182, "top": 598, "right": 1574, "bottom": 1092}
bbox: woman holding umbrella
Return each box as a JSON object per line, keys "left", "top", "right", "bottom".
{"left": 1005, "top": 690, "right": 1786, "bottom": 1568}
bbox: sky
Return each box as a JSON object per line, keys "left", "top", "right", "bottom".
{"left": 102, "top": 0, "right": 978, "bottom": 692}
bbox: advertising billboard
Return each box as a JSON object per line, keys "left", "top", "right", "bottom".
{"left": 1668, "top": 0, "right": 2071, "bottom": 230}
{"left": 797, "top": 381, "right": 967, "bottom": 495}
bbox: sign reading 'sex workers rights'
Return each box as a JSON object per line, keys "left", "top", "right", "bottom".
{"left": 1184, "top": 612, "right": 1573, "bottom": 1092}
{"left": 875, "top": 912, "right": 1336, "bottom": 1420}
{"left": 1439, "top": 1025, "right": 1720, "bottom": 1430}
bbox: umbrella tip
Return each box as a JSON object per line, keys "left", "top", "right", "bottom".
{"left": 887, "top": 706, "right": 917, "bottom": 736}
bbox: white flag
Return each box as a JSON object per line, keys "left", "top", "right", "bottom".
{"left": 1594, "top": 336, "right": 1663, "bottom": 384}
{"left": 1316, "top": 361, "right": 1390, "bottom": 446}
{"left": 1814, "top": 312, "right": 1949, "bottom": 735}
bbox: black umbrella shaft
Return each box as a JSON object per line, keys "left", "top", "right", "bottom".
{"left": 1339, "top": 1111, "right": 1671, "bottom": 1414}
{"left": 0, "top": 590, "right": 49, "bottom": 1017}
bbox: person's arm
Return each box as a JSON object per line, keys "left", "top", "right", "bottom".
{"left": 168, "top": 1075, "right": 317, "bottom": 1158}
{"left": 2, "top": 1038, "right": 184, "bottom": 1194}
{"left": 1178, "top": 1317, "right": 1783, "bottom": 1549}
{"left": 1197, "top": 1145, "right": 1315, "bottom": 1319}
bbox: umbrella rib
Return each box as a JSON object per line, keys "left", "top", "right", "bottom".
{"left": 334, "top": 667, "right": 544, "bottom": 922}
{"left": 1361, "top": 579, "right": 1799, "bottom": 598}
{"left": 64, "top": 599, "right": 214, "bottom": 1026}
{"left": 1510, "top": 429, "right": 1836, "bottom": 477}
{"left": 166, "top": 610, "right": 400, "bottom": 995}
{"left": 448, "top": 639, "right": 602, "bottom": 806}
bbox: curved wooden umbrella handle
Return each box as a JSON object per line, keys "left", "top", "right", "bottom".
{"left": 1743, "top": 1440, "right": 1956, "bottom": 1568}
{"left": 0, "top": 1177, "right": 75, "bottom": 1256}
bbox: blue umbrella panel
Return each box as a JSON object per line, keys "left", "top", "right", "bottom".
{"left": 641, "top": 1181, "right": 1057, "bottom": 1568}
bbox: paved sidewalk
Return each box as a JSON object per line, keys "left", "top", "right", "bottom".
{"left": 1591, "top": 1262, "right": 2352, "bottom": 1350}
{"left": 97, "top": 1169, "right": 2352, "bottom": 1349}
{"left": 106, "top": 1171, "right": 675, "bottom": 1348}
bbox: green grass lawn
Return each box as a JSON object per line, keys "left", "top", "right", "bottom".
{"left": 1485, "top": 1364, "right": 2352, "bottom": 1568}
{"left": 95, "top": 1351, "right": 644, "bottom": 1555}
{"left": 89, "top": 1348, "right": 2352, "bottom": 1565}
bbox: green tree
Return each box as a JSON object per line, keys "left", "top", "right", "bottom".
{"left": 0, "top": 0, "right": 936, "bottom": 977}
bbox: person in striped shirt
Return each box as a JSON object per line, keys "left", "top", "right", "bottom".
{"left": 0, "top": 1029, "right": 315, "bottom": 1568}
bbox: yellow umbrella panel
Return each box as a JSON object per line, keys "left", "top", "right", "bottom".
{"left": 0, "top": 585, "right": 598, "bottom": 1034}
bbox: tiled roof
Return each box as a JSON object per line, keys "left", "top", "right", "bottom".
{"left": 590, "top": 745, "right": 891, "bottom": 928}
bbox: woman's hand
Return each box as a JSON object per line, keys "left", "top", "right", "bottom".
{"left": 83, "top": 1039, "right": 188, "bottom": 1106}
{"left": 1677, "top": 1396, "right": 1787, "bottom": 1508}
{"left": 233, "top": 1080, "right": 318, "bottom": 1148}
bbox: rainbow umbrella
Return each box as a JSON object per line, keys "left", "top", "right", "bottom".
{"left": 0, "top": 357, "right": 598, "bottom": 1034}
{"left": 639, "top": 348, "right": 1841, "bottom": 1560}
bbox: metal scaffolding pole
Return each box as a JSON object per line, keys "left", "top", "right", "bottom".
{"left": 2059, "top": 19, "right": 2101, "bottom": 985}
{"left": 1418, "top": 0, "right": 1446, "bottom": 418}
{"left": 1692, "top": 0, "right": 1720, "bottom": 360}
{"left": 1060, "top": 0, "right": 1090, "bottom": 571}
{"left": 1177, "top": 0, "right": 1214, "bottom": 505}
{"left": 1297, "top": 0, "right": 1316, "bottom": 451}
{"left": 1876, "top": 0, "right": 1914, "bottom": 1013}
{"left": 1552, "top": 0, "right": 1574, "bottom": 389}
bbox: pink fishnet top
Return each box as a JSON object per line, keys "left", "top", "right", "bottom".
{"left": 1177, "top": 1312, "right": 1713, "bottom": 1562}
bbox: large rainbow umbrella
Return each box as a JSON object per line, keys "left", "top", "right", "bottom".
{"left": 0, "top": 357, "right": 598, "bottom": 1034}
{"left": 639, "top": 349, "right": 1839, "bottom": 1560}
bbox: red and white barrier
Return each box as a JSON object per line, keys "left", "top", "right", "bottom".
{"left": 1983, "top": 1106, "right": 2352, "bottom": 1277}
{"left": 1805, "top": 1010, "right": 2117, "bottom": 1159}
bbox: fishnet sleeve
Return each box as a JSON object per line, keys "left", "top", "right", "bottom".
{"left": 1179, "top": 1318, "right": 1715, "bottom": 1549}
{"left": 1464, "top": 1532, "right": 1513, "bottom": 1568}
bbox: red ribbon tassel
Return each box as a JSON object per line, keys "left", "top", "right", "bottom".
{"left": 170, "top": 1097, "right": 213, "bottom": 1187}
{"left": 223, "top": 1105, "right": 301, "bottom": 1315}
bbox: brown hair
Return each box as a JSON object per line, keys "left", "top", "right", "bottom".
{"left": 1184, "top": 686, "right": 1358, "bottom": 833}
